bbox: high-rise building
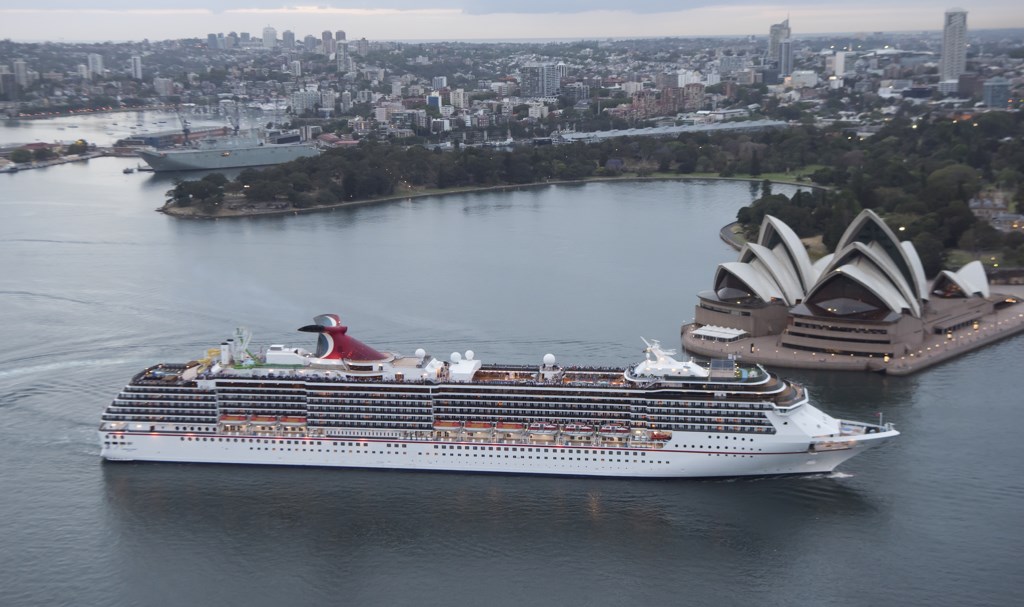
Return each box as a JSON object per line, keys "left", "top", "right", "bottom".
{"left": 207, "top": 33, "right": 219, "bottom": 49}
{"left": 321, "top": 31, "right": 334, "bottom": 56}
{"left": 13, "top": 59, "right": 29, "bottom": 87}
{"left": 87, "top": 53, "right": 104, "bottom": 79}
{"left": 940, "top": 8, "right": 968, "bottom": 81}
{"left": 768, "top": 18, "right": 791, "bottom": 62}
{"left": 778, "top": 39, "right": 794, "bottom": 77}
{"left": 450, "top": 88, "right": 466, "bottom": 108}
{"left": 432, "top": 76, "right": 448, "bottom": 89}
{"left": 336, "top": 42, "right": 349, "bottom": 72}
{"left": 262, "top": 26, "right": 277, "bottom": 49}
{"left": 290, "top": 60, "right": 302, "bottom": 77}
{"left": 983, "top": 77, "right": 1011, "bottom": 108}
{"left": 304, "top": 35, "right": 317, "bottom": 52}
{"left": 240, "top": 32, "right": 251, "bottom": 43}
{"left": 130, "top": 56, "right": 143, "bottom": 80}
{"left": 520, "top": 63, "right": 560, "bottom": 98}
{"left": 153, "top": 77, "right": 174, "bottom": 97}
{"left": 832, "top": 51, "right": 847, "bottom": 76}
{"left": 335, "top": 30, "right": 346, "bottom": 42}
{"left": 282, "top": 30, "right": 295, "bottom": 50}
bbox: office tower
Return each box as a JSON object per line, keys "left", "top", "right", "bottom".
{"left": 778, "top": 39, "right": 794, "bottom": 77}
{"left": 983, "top": 77, "right": 1011, "bottom": 108}
{"left": 87, "top": 53, "right": 104, "bottom": 79}
{"left": 940, "top": 8, "right": 968, "bottom": 81}
{"left": 432, "top": 76, "right": 447, "bottom": 89}
{"left": 282, "top": 30, "right": 295, "bottom": 50}
{"left": 227, "top": 32, "right": 239, "bottom": 48}
{"left": 769, "top": 18, "right": 790, "bottom": 62}
{"left": 262, "top": 26, "right": 277, "bottom": 49}
{"left": 77, "top": 64, "right": 89, "bottom": 80}
{"left": 290, "top": 60, "right": 302, "bottom": 77}
{"left": 13, "top": 58, "right": 28, "bottom": 87}
{"left": 322, "top": 31, "right": 334, "bottom": 56}
{"left": 336, "top": 30, "right": 346, "bottom": 42}
{"left": 304, "top": 35, "right": 317, "bottom": 52}
{"left": 207, "top": 33, "right": 219, "bottom": 49}
{"left": 130, "top": 55, "right": 143, "bottom": 80}
{"left": 240, "top": 32, "right": 251, "bottom": 43}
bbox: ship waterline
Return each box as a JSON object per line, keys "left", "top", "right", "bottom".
{"left": 99, "top": 314, "right": 897, "bottom": 478}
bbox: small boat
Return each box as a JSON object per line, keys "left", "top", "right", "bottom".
{"left": 527, "top": 422, "right": 558, "bottom": 436}
{"left": 598, "top": 424, "right": 631, "bottom": 438}
{"left": 218, "top": 415, "right": 247, "bottom": 423}
{"left": 496, "top": 421, "right": 525, "bottom": 434}
{"left": 433, "top": 420, "right": 462, "bottom": 431}
{"left": 649, "top": 431, "right": 672, "bottom": 441}
{"left": 563, "top": 424, "right": 595, "bottom": 437}
{"left": 464, "top": 421, "right": 494, "bottom": 432}
{"left": 123, "top": 167, "right": 135, "bottom": 174}
{"left": 279, "top": 416, "right": 307, "bottom": 426}
{"left": 250, "top": 415, "right": 278, "bottom": 425}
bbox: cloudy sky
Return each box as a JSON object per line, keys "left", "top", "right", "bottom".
{"left": 0, "top": 1, "right": 1021, "bottom": 42}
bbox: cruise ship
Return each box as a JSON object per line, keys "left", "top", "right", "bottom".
{"left": 98, "top": 315, "right": 898, "bottom": 478}
{"left": 137, "top": 130, "right": 319, "bottom": 172}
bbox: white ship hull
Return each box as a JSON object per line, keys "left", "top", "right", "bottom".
{"left": 100, "top": 427, "right": 895, "bottom": 478}
{"left": 138, "top": 143, "right": 319, "bottom": 172}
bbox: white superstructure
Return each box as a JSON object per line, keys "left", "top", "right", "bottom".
{"left": 99, "top": 315, "right": 898, "bottom": 478}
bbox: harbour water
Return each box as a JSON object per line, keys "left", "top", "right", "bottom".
{"left": 1, "top": 153, "right": 1021, "bottom": 606}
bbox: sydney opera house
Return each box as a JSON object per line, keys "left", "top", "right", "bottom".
{"left": 682, "top": 209, "right": 1023, "bottom": 373}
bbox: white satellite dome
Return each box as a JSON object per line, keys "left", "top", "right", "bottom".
{"left": 450, "top": 352, "right": 462, "bottom": 363}
{"left": 543, "top": 353, "right": 556, "bottom": 366}
{"left": 464, "top": 350, "right": 475, "bottom": 360}
{"left": 415, "top": 348, "right": 426, "bottom": 359}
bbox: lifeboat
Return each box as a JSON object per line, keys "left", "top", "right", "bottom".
{"left": 496, "top": 422, "right": 526, "bottom": 434}
{"left": 563, "top": 424, "right": 595, "bottom": 437}
{"left": 250, "top": 415, "right": 278, "bottom": 424}
{"left": 433, "top": 420, "right": 463, "bottom": 431}
{"left": 218, "top": 415, "right": 247, "bottom": 423}
{"left": 464, "top": 421, "right": 494, "bottom": 432}
{"left": 598, "top": 424, "right": 631, "bottom": 438}
{"left": 649, "top": 431, "right": 672, "bottom": 441}
{"left": 527, "top": 422, "right": 558, "bottom": 436}
{"left": 280, "top": 416, "right": 307, "bottom": 426}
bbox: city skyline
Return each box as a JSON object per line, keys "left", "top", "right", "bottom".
{"left": 1, "top": 1, "right": 1022, "bottom": 43}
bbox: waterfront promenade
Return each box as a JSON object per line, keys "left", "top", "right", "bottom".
{"left": 682, "top": 285, "right": 1024, "bottom": 375}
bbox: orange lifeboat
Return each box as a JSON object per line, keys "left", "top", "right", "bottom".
{"left": 496, "top": 422, "right": 526, "bottom": 434}
{"left": 433, "top": 420, "right": 463, "bottom": 431}
{"left": 464, "top": 421, "right": 494, "bottom": 432}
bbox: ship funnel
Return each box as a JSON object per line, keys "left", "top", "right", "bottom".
{"left": 220, "top": 342, "right": 231, "bottom": 366}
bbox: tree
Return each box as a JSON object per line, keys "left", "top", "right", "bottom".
{"left": 10, "top": 148, "right": 31, "bottom": 163}
{"left": 912, "top": 232, "right": 946, "bottom": 277}
{"left": 32, "top": 147, "right": 56, "bottom": 161}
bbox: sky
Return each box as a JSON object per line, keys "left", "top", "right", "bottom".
{"left": 0, "top": 1, "right": 1021, "bottom": 43}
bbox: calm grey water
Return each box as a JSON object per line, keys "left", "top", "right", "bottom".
{"left": 1, "top": 153, "right": 1022, "bottom": 607}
